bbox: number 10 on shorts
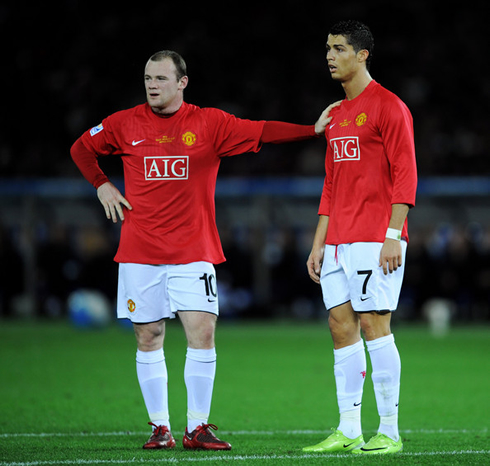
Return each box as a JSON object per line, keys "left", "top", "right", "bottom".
{"left": 200, "top": 273, "right": 217, "bottom": 301}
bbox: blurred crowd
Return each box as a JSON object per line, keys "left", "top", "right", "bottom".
{"left": 2, "top": 1, "right": 489, "bottom": 178}
{"left": 1, "top": 213, "right": 490, "bottom": 322}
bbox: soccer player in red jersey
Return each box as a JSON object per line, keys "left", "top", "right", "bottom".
{"left": 303, "top": 21, "right": 417, "bottom": 455}
{"left": 71, "top": 50, "right": 338, "bottom": 451}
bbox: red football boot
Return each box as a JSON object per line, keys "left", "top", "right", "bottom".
{"left": 142, "top": 422, "right": 176, "bottom": 449}
{"left": 183, "top": 423, "right": 232, "bottom": 450}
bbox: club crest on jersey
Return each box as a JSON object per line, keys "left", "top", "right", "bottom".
{"left": 90, "top": 123, "right": 104, "bottom": 136}
{"left": 144, "top": 156, "right": 189, "bottom": 180}
{"left": 331, "top": 136, "right": 360, "bottom": 162}
{"left": 182, "top": 131, "right": 196, "bottom": 146}
{"left": 356, "top": 113, "right": 368, "bottom": 126}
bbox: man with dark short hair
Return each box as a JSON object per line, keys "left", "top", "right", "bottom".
{"left": 303, "top": 21, "right": 417, "bottom": 455}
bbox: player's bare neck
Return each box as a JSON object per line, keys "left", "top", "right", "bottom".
{"left": 343, "top": 71, "right": 372, "bottom": 101}
{"left": 151, "top": 102, "right": 183, "bottom": 117}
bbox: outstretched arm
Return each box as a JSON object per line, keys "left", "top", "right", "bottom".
{"left": 260, "top": 101, "right": 341, "bottom": 143}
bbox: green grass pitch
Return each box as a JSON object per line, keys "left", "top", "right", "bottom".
{"left": 0, "top": 319, "right": 488, "bottom": 465}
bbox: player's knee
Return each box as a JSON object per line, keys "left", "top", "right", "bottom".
{"left": 134, "top": 321, "right": 165, "bottom": 350}
{"left": 359, "top": 312, "right": 391, "bottom": 341}
{"left": 328, "top": 314, "right": 359, "bottom": 345}
{"left": 188, "top": 325, "right": 215, "bottom": 349}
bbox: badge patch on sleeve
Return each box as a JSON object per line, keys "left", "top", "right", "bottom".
{"left": 90, "top": 124, "right": 104, "bottom": 136}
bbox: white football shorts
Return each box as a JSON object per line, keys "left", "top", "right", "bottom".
{"left": 117, "top": 262, "right": 219, "bottom": 323}
{"left": 320, "top": 242, "right": 407, "bottom": 313}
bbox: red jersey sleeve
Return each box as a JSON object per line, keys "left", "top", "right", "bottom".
{"left": 317, "top": 106, "right": 340, "bottom": 218}
{"left": 261, "top": 121, "right": 318, "bottom": 143}
{"left": 71, "top": 115, "right": 122, "bottom": 189}
{"left": 80, "top": 116, "right": 121, "bottom": 156}
{"left": 318, "top": 147, "right": 333, "bottom": 217}
{"left": 70, "top": 138, "right": 109, "bottom": 189}
{"left": 203, "top": 108, "right": 265, "bottom": 157}
{"left": 379, "top": 97, "right": 417, "bottom": 208}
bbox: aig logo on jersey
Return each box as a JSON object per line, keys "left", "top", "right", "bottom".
{"left": 331, "top": 137, "right": 360, "bottom": 162}
{"left": 144, "top": 156, "right": 189, "bottom": 180}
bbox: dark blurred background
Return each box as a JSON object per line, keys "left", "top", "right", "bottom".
{"left": 1, "top": 1, "right": 489, "bottom": 325}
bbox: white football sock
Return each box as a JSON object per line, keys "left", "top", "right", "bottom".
{"left": 136, "top": 348, "right": 170, "bottom": 430}
{"left": 366, "top": 334, "right": 401, "bottom": 442}
{"left": 338, "top": 409, "right": 362, "bottom": 440}
{"left": 185, "top": 347, "right": 216, "bottom": 433}
{"left": 333, "top": 339, "right": 366, "bottom": 439}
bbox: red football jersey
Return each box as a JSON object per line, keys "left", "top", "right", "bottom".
{"left": 80, "top": 102, "right": 265, "bottom": 265}
{"left": 319, "top": 80, "right": 417, "bottom": 245}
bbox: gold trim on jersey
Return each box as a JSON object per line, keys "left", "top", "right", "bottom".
{"left": 156, "top": 135, "right": 176, "bottom": 144}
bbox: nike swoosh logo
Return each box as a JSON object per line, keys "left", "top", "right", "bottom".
{"left": 132, "top": 139, "right": 145, "bottom": 146}
{"left": 329, "top": 123, "right": 336, "bottom": 129}
{"left": 343, "top": 442, "right": 355, "bottom": 448}
{"left": 361, "top": 446, "right": 388, "bottom": 451}
{"left": 208, "top": 299, "right": 216, "bottom": 303}
{"left": 360, "top": 296, "right": 371, "bottom": 301}
{"left": 353, "top": 402, "right": 362, "bottom": 406}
